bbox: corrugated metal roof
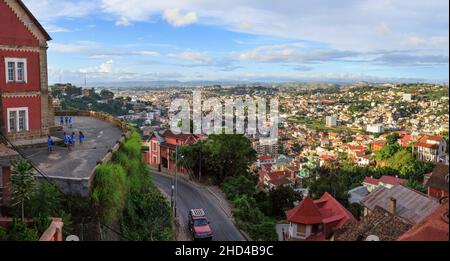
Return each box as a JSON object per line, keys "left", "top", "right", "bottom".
{"left": 361, "top": 185, "right": 439, "bottom": 224}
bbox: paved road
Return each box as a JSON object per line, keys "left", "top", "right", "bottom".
{"left": 152, "top": 172, "right": 245, "bottom": 241}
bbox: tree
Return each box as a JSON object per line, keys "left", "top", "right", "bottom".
{"left": 268, "top": 186, "right": 302, "bottom": 217}
{"left": 375, "top": 143, "right": 401, "bottom": 162}
{"left": 385, "top": 150, "right": 416, "bottom": 177}
{"left": 100, "top": 89, "right": 114, "bottom": 100}
{"left": 307, "top": 166, "right": 349, "bottom": 205}
{"left": 386, "top": 133, "right": 401, "bottom": 145}
{"left": 10, "top": 160, "right": 37, "bottom": 221}
{"left": 179, "top": 134, "right": 256, "bottom": 183}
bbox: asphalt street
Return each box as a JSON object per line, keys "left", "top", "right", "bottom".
{"left": 152, "top": 172, "right": 245, "bottom": 241}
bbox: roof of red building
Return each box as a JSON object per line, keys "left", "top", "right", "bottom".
{"left": 285, "top": 196, "right": 323, "bottom": 224}
{"left": 16, "top": 0, "right": 52, "bottom": 40}
{"left": 371, "top": 140, "right": 386, "bottom": 146}
{"left": 258, "top": 155, "right": 274, "bottom": 161}
{"left": 399, "top": 200, "right": 449, "bottom": 241}
{"left": 379, "top": 175, "right": 407, "bottom": 186}
{"left": 267, "top": 171, "right": 288, "bottom": 181}
{"left": 268, "top": 177, "right": 293, "bottom": 187}
{"left": 363, "top": 176, "right": 380, "bottom": 186}
{"left": 285, "top": 193, "right": 356, "bottom": 227}
{"left": 398, "top": 134, "right": 412, "bottom": 143}
{"left": 347, "top": 144, "right": 366, "bottom": 151}
{"left": 414, "top": 142, "right": 439, "bottom": 149}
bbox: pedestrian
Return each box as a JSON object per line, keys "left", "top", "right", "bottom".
{"left": 60, "top": 115, "right": 64, "bottom": 125}
{"left": 47, "top": 135, "right": 54, "bottom": 153}
{"left": 63, "top": 132, "right": 71, "bottom": 151}
{"left": 68, "top": 116, "right": 73, "bottom": 129}
{"left": 79, "top": 131, "right": 85, "bottom": 144}
{"left": 71, "top": 132, "right": 76, "bottom": 147}
{"left": 65, "top": 116, "right": 68, "bottom": 125}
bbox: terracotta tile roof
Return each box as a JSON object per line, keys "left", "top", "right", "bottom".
{"left": 361, "top": 185, "right": 440, "bottom": 224}
{"left": 379, "top": 175, "right": 407, "bottom": 186}
{"left": 426, "top": 164, "right": 449, "bottom": 192}
{"left": 269, "top": 177, "right": 293, "bottom": 187}
{"left": 285, "top": 193, "right": 356, "bottom": 228}
{"left": 286, "top": 196, "right": 323, "bottom": 224}
{"left": 334, "top": 206, "right": 413, "bottom": 241}
{"left": 363, "top": 176, "right": 379, "bottom": 186}
{"left": 398, "top": 199, "right": 449, "bottom": 241}
{"left": 415, "top": 142, "right": 439, "bottom": 149}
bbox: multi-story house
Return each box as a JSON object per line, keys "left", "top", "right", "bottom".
{"left": 0, "top": 0, "right": 54, "bottom": 142}
{"left": 414, "top": 135, "right": 447, "bottom": 163}
{"left": 146, "top": 130, "right": 201, "bottom": 174}
{"left": 1, "top": 0, "right": 53, "bottom": 207}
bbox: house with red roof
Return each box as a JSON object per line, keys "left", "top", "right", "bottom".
{"left": 363, "top": 175, "right": 407, "bottom": 192}
{"left": 256, "top": 155, "right": 276, "bottom": 168}
{"left": 285, "top": 192, "right": 356, "bottom": 241}
{"left": 371, "top": 140, "right": 386, "bottom": 152}
{"left": 146, "top": 129, "right": 201, "bottom": 174}
{"left": 258, "top": 169, "right": 296, "bottom": 190}
{"left": 414, "top": 134, "right": 447, "bottom": 164}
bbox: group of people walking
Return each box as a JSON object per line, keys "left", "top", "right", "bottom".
{"left": 47, "top": 115, "right": 86, "bottom": 152}
{"left": 60, "top": 115, "right": 73, "bottom": 128}
{"left": 63, "top": 131, "right": 85, "bottom": 151}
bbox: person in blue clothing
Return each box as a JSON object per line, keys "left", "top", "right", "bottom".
{"left": 65, "top": 116, "right": 68, "bottom": 125}
{"left": 79, "top": 131, "right": 85, "bottom": 144}
{"left": 63, "top": 132, "right": 71, "bottom": 151}
{"left": 60, "top": 115, "right": 64, "bottom": 125}
{"left": 68, "top": 116, "right": 73, "bottom": 129}
{"left": 71, "top": 132, "right": 76, "bottom": 147}
{"left": 47, "top": 136, "right": 54, "bottom": 153}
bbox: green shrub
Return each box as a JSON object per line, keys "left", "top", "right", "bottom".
{"left": 5, "top": 220, "right": 39, "bottom": 241}
{"left": 91, "top": 163, "right": 127, "bottom": 224}
{"left": 121, "top": 191, "right": 174, "bottom": 241}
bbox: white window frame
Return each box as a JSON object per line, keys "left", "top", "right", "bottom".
{"left": 5, "top": 58, "right": 27, "bottom": 83}
{"left": 7, "top": 107, "right": 29, "bottom": 132}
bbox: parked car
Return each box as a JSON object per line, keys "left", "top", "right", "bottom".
{"left": 188, "top": 209, "right": 213, "bottom": 240}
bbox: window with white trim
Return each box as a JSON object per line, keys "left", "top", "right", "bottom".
{"left": 5, "top": 58, "right": 27, "bottom": 83}
{"left": 7, "top": 108, "right": 29, "bottom": 132}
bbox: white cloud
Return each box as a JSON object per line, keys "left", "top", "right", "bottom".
{"left": 168, "top": 51, "right": 211, "bottom": 63}
{"left": 115, "top": 16, "right": 131, "bottom": 26}
{"left": 132, "top": 51, "right": 161, "bottom": 56}
{"left": 79, "top": 60, "right": 114, "bottom": 74}
{"left": 49, "top": 42, "right": 97, "bottom": 53}
{"left": 163, "top": 8, "right": 198, "bottom": 27}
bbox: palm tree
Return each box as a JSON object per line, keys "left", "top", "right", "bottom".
{"left": 10, "top": 160, "right": 36, "bottom": 221}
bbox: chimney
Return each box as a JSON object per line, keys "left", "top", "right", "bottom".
{"left": 388, "top": 197, "right": 397, "bottom": 215}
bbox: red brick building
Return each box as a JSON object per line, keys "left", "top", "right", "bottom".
{"left": 0, "top": 0, "right": 54, "bottom": 141}
{"left": 1, "top": 0, "right": 53, "bottom": 208}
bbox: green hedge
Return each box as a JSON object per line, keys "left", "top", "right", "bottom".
{"left": 91, "top": 130, "right": 174, "bottom": 241}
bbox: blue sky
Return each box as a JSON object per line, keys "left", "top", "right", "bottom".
{"left": 23, "top": 0, "right": 449, "bottom": 84}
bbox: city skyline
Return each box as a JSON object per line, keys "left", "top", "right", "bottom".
{"left": 22, "top": 0, "right": 449, "bottom": 84}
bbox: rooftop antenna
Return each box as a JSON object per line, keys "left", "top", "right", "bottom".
{"left": 84, "top": 73, "right": 87, "bottom": 88}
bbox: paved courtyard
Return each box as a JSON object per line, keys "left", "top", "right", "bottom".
{"left": 22, "top": 116, "right": 123, "bottom": 180}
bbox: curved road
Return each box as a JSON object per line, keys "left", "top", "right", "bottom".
{"left": 152, "top": 172, "right": 245, "bottom": 241}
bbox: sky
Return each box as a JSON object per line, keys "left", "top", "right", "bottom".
{"left": 22, "top": 0, "right": 449, "bottom": 84}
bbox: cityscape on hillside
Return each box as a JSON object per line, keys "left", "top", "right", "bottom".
{"left": 0, "top": 0, "right": 448, "bottom": 252}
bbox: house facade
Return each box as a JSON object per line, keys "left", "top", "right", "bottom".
{"left": 414, "top": 135, "right": 447, "bottom": 164}
{"left": 0, "top": 0, "right": 54, "bottom": 142}
{"left": 146, "top": 130, "right": 201, "bottom": 174}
